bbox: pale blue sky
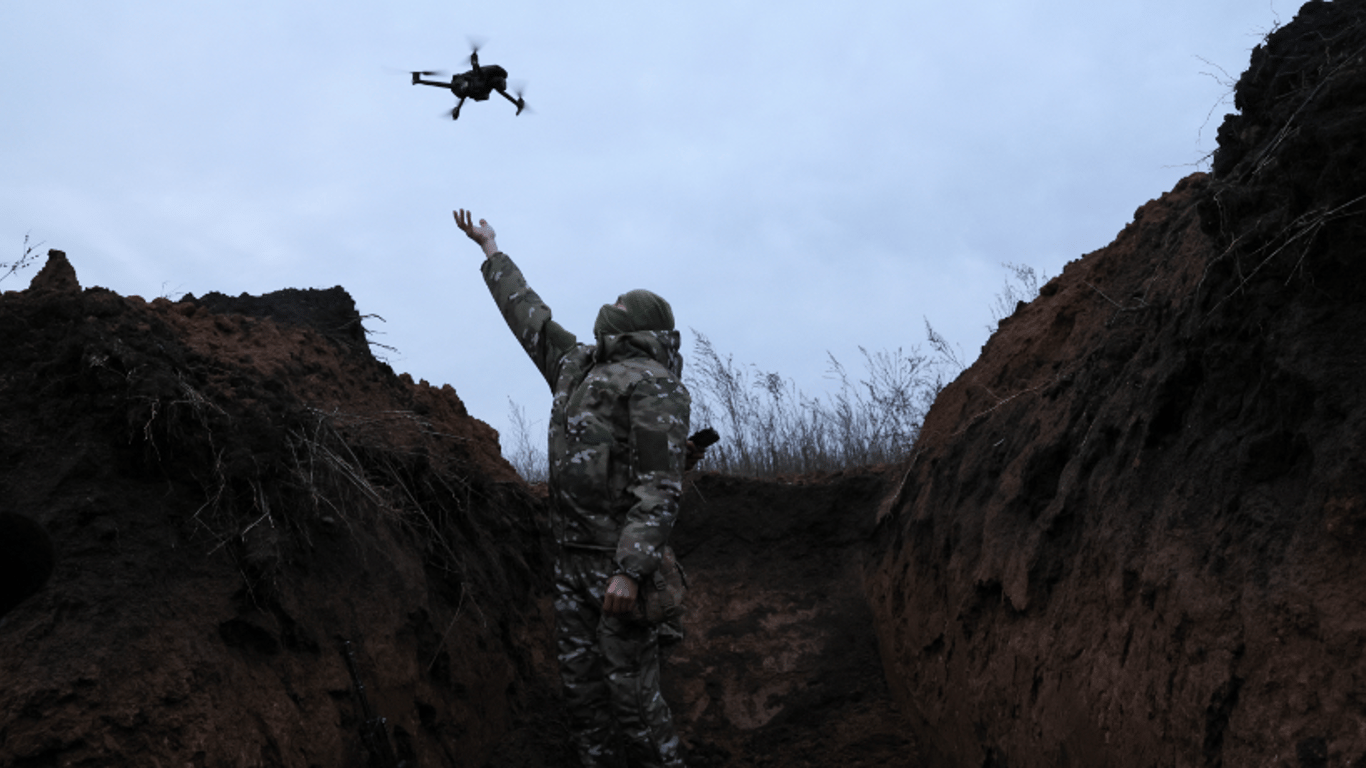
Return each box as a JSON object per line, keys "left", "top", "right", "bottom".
{"left": 1, "top": 1, "right": 1285, "bottom": 457}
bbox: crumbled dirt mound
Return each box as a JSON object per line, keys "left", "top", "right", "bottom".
{"left": 183, "top": 286, "right": 370, "bottom": 351}
{"left": 1203, "top": 0, "right": 1366, "bottom": 268}
{"left": 867, "top": 2, "right": 1366, "bottom": 765}
{"left": 0, "top": 255, "right": 553, "bottom": 767}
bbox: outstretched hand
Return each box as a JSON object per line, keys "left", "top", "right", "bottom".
{"left": 454, "top": 209, "right": 499, "bottom": 257}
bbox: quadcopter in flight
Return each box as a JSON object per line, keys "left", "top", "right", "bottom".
{"left": 411, "top": 44, "right": 527, "bottom": 121}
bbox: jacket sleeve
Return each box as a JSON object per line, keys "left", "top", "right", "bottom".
{"left": 615, "top": 375, "right": 691, "bottom": 580}
{"left": 480, "top": 252, "right": 580, "bottom": 389}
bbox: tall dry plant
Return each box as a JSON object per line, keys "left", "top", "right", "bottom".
{"left": 500, "top": 262, "right": 1046, "bottom": 480}
{"left": 504, "top": 397, "right": 548, "bottom": 484}
{"left": 687, "top": 332, "right": 944, "bottom": 477}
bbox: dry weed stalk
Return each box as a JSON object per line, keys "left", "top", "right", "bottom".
{"left": 686, "top": 331, "right": 943, "bottom": 477}
{"left": 1203, "top": 193, "right": 1366, "bottom": 320}
{"left": 1, "top": 233, "right": 44, "bottom": 285}
{"left": 284, "top": 408, "right": 485, "bottom": 597}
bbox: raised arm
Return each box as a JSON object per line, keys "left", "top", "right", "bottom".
{"left": 454, "top": 209, "right": 578, "bottom": 388}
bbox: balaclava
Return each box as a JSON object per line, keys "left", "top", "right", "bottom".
{"left": 593, "top": 289, "right": 675, "bottom": 339}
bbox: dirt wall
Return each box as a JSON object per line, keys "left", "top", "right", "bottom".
{"left": 0, "top": 257, "right": 551, "bottom": 768}
{"left": 866, "top": 3, "right": 1366, "bottom": 764}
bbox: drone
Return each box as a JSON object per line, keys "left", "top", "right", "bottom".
{"left": 411, "top": 44, "right": 527, "bottom": 121}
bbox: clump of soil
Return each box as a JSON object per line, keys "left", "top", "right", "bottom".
{"left": 1203, "top": 0, "right": 1366, "bottom": 276}
{"left": 866, "top": 1, "right": 1366, "bottom": 765}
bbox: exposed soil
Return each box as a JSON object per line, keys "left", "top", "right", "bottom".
{"left": 4, "top": 2, "right": 1365, "bottom": 766}
{"left": 664, "top": 471, "right": 919, "bottom": 767}
{"left": 0, "top": 256, "right": 916, "bottom": 767}
{"left": 867, "top": 1, "right": 1366, "bottom": 765}
{"left": 487, "top": 470, "right": 921, "bottom": 768}
{"left": 0, "top": 259, "right": 553, "bottom": 767}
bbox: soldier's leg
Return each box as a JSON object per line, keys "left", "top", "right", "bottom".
{"left": 556, "top": 553, "right": 620, "bottom": 767}
{"left": 601, "top": 614, "right": 686, "bottom": 768}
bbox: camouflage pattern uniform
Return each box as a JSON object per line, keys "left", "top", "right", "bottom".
{"left": 482, "top": 251, "right": 690, "bottom": 768}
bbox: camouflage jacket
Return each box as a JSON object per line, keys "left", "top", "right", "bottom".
{"left": 481, "top": 252, "right": 691, "bottom": 581}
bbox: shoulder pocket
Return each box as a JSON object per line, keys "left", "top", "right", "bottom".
{"left": 635, "top": 430, "right": 672, "bottom": 474}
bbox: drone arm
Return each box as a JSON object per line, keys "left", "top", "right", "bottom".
{"left": 496, "top": 88, "right": 526, "bottom": 115}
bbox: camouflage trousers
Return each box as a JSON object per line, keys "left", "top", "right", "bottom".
{"left": 555, "top": 548, "right": 686, "bottom": 768}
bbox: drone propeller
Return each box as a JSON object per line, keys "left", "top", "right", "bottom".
{"left": 466, "top": 34, "right": 488, "bottom": 68}
{"left": 409, "top": 69, "right": 447, "bottom": 86}
{"left": 512, "top": 84, "right": 531, "bottom": 115}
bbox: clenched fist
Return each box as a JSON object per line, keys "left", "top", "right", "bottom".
{"left": 603, "top": 574, "right": 639, "bottom": 614}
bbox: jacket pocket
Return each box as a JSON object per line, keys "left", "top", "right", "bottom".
{"left": 557, "top": 409, "right": 617, "bottom": 507}
{"left": 637, "top": 545, "right": 687, "bottom": 624}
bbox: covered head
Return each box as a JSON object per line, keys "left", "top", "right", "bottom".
{"left": 593, "top": 289, "right": 675, "bottom": 338}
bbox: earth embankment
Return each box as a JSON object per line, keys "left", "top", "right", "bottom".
{"left": 0, "top": 256, "right": 552, "bottom": 767}
{"left": 866, "top": 2, "right": 1366, "bottom": 764}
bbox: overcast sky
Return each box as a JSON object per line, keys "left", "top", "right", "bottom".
{"left": 1, "top": 1, "right": 1286, "bottom": 458}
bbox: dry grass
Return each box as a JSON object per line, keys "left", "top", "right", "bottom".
{"left": 500, "top": 336, "right": 954, "bottom": 480}
{"left": 502, "top": 263, "right": 1047, "bottom": 480}
{"left": 686, "top": 333, "right": 950, "bottom": 477}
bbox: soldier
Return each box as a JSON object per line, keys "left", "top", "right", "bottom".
{"left": 454, "top": 209, "right": 690, "bottom": 768}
